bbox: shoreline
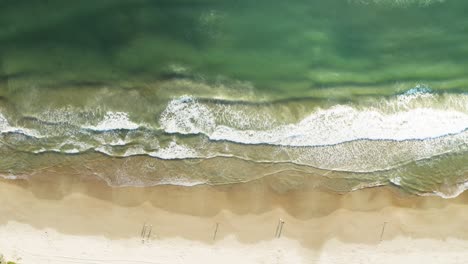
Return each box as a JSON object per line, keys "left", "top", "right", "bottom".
{"left": 1, "top": 176, "right": 468, "bottom": 263}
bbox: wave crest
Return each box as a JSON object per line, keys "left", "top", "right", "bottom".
{"left": 159, "top": 94, "right": 468, "bottom": 147}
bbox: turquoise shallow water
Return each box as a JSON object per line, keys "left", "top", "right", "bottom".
{"left": 0, "top": 0, "right": 467, "bottom": 197}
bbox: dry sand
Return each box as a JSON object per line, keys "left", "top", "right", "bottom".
{"left": 1, "top": 175, "right": 468, "bottom": 263}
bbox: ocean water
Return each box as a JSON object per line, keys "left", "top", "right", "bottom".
{"left": 0, "top": 0, "right": 467, "bottom": 197}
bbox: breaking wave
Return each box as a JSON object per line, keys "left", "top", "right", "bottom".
{"left": 0, "top": 88, "right": 467, "bottom": 198}
{"left": 159, "top": 92, "right": 468, "bottom": 147}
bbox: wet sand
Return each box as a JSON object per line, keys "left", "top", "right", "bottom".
{"left": 1, "top": 175, "right": 468, "bottom": 263}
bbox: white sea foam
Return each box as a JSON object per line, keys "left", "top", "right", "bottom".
{"left": 160, "top": 96, "right": 215, "bottom": 134}
{"left": 0, "top": 173, "right": 22, "bottom": 180}
{"left": 33, "top": 139, "right": 94, "bottom": 154}
{"left": 96, "top": 145, "right": 144, "bottom": 157}
{"left": 32, "top": 146, "right": 81, "bottom": 154}
{"left": 83, "top": 111, "right": 140, "bottom": 131}
{"left": 0, "top": 113, "right": 9, "bottom": 131}
{"left": 149, "top": 141, "right": 199, "bottom": 159}
{"left": 396, "top": 85, "right": 434, "bottom": 105}
{"left": 0, "top": 113, "right": 41, "bottom": 138}
{"left": 421, "top": 182, "right": 468, "bottom": 199}
{"left": 157, "top": 177, "right": 207, "bottom": 187}
{"left": 160, "top": 96, "right": 468, "bottom": 147}
{"left": 60, "top": 138, "right": 94, "bottom": 152}
{"left": 94, "top": 146, "right": 114, "bottom": 156}
{"left": 212, "top": 107, "right": 468, "bottom": 146}
{"left": 94, "top": 141, "right": 199, "bottom": 159}
{"left": 123, "top": 146, "right": 147, "bottom": 156}
{"left": 390, "top": 176, "right": 402, "bottom": 186}
{"left": 61, "top": 148, "right": 81, "bottom": 154}
{"left": 108, "top": 138, "right": 128, "bottom": 146}
{"left": 94, "top": 132, "right": 139, "bottom": 148}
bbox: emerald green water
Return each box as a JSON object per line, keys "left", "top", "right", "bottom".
{"left": 2, "top": 0, "right": 468, "bottom": 96}
{"left": 0, "top": 0, "right": 467, "bottom": 197}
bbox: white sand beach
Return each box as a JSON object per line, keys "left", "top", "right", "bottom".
{"left": 1, "top": 176, "right": 468, "bottom": 264}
